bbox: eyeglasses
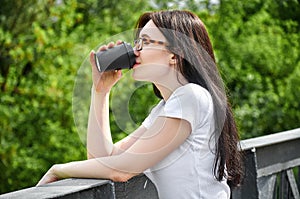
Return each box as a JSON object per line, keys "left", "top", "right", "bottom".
{"left": 134, "top": 37, "right": 167, "bottom": 51}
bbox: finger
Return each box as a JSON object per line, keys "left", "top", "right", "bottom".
{"left": 36, "top": 175, "right": 47, "bottom": 186}
{"left": 98, "top": 45, "right": 107, "bottom": 51}
{"left": 36, "top": 180, "right": 42, "bottom": 186}
{"left": 107, "top": 42, "right": 115, "bottom": 49}
{"left": 116, "top": 40, "right": 123, "bottom": 45}
{"left": 89, "top": 50, "right": 96, "bottom": 67}
{"left": 115, "top": 70, "right": 122, "bottom": 78}
{"left": 118, "top": 70, "right": 122, "bottom": 78}
{"left": 36, "top": 175, "right": 58, "bottom": 186}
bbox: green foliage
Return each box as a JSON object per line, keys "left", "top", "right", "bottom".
{"left": 0, "top": 0, "right": 87, "bottom": 193}
{"left": 0, "top": 0, "right": 153, "bottom": 194}
{"left": 212, "top": 0, "right": 300, "bottom": 138}
{"left": 1, "top": 0, "right": 299, "bottom": 194}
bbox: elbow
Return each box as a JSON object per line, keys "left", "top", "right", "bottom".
{"left": 110, "top": 170, "right": 137, "bottom": 182}
{"left": 87, "top": 152, "right": 98, "bottom": 159}
{"left": 87, "top": 153, "right": 94, "bottom": 159}
{"left": 87, "top": 149, "right": 113, "bottom": 159}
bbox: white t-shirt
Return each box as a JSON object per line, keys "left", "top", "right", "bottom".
{"left": 142, "top": 83, "right": 230, "bottom": 199}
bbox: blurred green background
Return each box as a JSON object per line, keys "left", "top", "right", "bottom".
{"left": 0, "top": 0, "right": 299, "bottom": 194}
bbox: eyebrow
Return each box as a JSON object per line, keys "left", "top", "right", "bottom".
{"left": 140, "top": 34, "right": 151, "bottom": 38}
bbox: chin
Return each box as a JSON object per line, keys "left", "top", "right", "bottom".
{"left": 131, "top": 70, "right": 146, "bottom": 81}
{"left": 131, "top": 63, "right": 168, "bottom": 82}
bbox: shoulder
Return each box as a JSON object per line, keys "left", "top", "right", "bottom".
{"left": 169, "top": 83, "right": 213, "bottom": 107}
{"left": 163, "top": 83, "right": 214, "bottom": 129}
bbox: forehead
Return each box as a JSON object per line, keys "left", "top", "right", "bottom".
{"left": 139, "top": 20, "right": 166, "bottom": 40}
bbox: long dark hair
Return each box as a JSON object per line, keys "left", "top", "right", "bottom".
{"left": 135, "top": 10, "right": 243, "bottom": 187}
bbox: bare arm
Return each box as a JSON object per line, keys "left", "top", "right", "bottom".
{"left": 110, "top": 126, "right": 147, "bottom": 155}
{"left": 87, "top": 87, "right": 113, "bottom": 158}
{"left": 87, "top": 87, "right": 147, "bottom": 158}
{"left": 37, "top": 117, "right": 191, "bottom": 185}
{"left": 87, "top": 40, "right": 148, "bottom": 158}
{"left": 87, "top": 42, "right": 123, "bottom": 159}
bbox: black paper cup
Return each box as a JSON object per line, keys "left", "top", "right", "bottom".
{"left": 94, "top": 42, "right": 136, "bottom": 72}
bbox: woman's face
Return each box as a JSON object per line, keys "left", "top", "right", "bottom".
{"left": 132, "top": 20, "right": 172, "bottom": 82}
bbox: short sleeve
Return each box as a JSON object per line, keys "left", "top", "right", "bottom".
{"left": 158, "top": 84, "right": 213, "bottom": 130}
{"left": 142, "top": 100, "right": 165, "bottom": 129}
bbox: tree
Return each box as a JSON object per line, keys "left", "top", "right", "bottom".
{"left": 0, "top": 0, "right": 155, "bottom": 193}
{"left": 0, "top": 0, "right": 90, "bottom": 193}
{"left": 212, "top": 0, "right": 300, "bottom": 138}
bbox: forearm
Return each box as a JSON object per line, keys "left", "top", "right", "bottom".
{"left": 54, "top": 157, "right": 137, "bottom": 182}
{"left": 87, "top": 87, "right": 113, "bottom": 158}
{"left": 37, "top": 118, "right": 191, "bottom": 186}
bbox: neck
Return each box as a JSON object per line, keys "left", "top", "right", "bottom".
{"left": 155, "top": 73, "right": 188, "bottom": 101}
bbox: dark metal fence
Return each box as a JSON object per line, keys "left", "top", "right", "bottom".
{"left": 232, "top": 128, "right": 300, "bottom": 199}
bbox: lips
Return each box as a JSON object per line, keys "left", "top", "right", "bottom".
{"left": 135, "top": 58, "right": 141, "bottom": 64}
{"left": 133, "top": 58, "right": 141, "bottom": 68}
{"left": 132, "top": 63, "right": 140, "bottom": 69}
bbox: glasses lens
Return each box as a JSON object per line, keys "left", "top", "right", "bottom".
{"left": 139, "top": 38, "right": 143, "bottom": 50}
{"left": 134, "top": 38, "right": 143, "bottom": 51}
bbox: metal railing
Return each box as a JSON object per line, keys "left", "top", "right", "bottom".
{"left": 0, "top": 174, "right": 158, "bottom": 199}
{"left": 0, "top": 128, "right": 299, "bottom": 199}
{"left": 232, "top": 128, "right": 300, "bottom": 199}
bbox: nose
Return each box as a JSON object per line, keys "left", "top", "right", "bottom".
{"left": 134, "top": 48, "right": 140, "bottom": 57}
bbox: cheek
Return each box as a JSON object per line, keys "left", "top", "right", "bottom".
{"left": 140, "top": 49, "right": 169, "bottom": 65}
{"left": 132, "top": 49, "right": 170, "bottom": 82}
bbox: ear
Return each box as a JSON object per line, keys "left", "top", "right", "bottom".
{"left": 169, "top": 53, "right": 177, "bottom": 66}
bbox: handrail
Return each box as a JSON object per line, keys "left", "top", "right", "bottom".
{"left": 240, "top": 128, "right": 300, "bottom": 150}
{"left": 0, "top": 174, "right": 158, "bottom": 199}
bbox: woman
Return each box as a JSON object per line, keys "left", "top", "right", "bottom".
{"left": 37, "top": 10, "right": 243, "bottom": 198}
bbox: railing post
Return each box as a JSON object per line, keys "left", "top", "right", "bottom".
{"left": 232, "top": 148, "right": 259, "bottom": 199}
{"left": 298, "top": 166, "right": 300, "bottom": 193}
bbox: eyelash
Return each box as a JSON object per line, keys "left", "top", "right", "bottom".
{"left": 142, "top": 38, "right": 150, "bottom": 45}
